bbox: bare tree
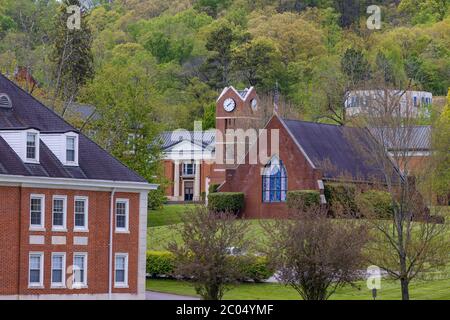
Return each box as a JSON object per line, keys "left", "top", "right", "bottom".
{"left": 168, "top": 206, "right": 250, "bottom": 300}
{"left": 263, "top": 202, "right": 368, "bottom": 300}
{"left": 348, "top": 84, "right": 450, "bottom": 300}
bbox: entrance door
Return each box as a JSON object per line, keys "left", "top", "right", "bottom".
{"left": 184, "top": 181, "right": 194, "bottom": 201}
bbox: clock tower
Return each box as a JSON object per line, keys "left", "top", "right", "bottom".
{"left": 211, "top": 86, "right": 260, "bottom": 185}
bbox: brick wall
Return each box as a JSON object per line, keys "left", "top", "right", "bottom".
{"left": 0, "top": 186, "right": 141, "bottom": 296}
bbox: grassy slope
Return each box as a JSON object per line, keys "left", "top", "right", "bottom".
{"left": 148, "top": 204, "right": 196, "bottom": 227}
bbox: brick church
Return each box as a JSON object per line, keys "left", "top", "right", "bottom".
{"left": 161, "top": 86, "right": 427, "bottom": 218}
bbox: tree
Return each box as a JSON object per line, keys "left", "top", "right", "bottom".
{"left": 348, "top": 84, "right": 450, "bottom": 300}
{"left": 50, "top": 0, "right": 94, "bottom": 116}
{"left": 168, "top": 207, "right": 250, "bottom": 300}
{"left": 263, "top": 202, "right": 368, "bottom": 300}
{"left": 334, "top": 0, "right": 362, "bottom": 29}
{"left": 194, "top": 0, "right": 231, "bottom": 18}
{"left": 341, "top": 48, "right": 370, "bottom": 85}
{"left": 201, "top": 24, "right": 235, "bottom": 89}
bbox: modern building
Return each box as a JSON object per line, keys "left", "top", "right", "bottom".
{"left": 0, "top": 73, "right": 157, "bottom": 299}
{"left": 345, "top": 90, "right": 433, "bottom": 118}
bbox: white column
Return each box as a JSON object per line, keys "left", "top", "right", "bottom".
{"left": 174, "top": 161, "right": 180, "bottom": 200}
{"left": 194, "top": 161, "right": 201, "bottom": 201}
{"left": 137, "top": 191, "right": 148, "bottom": 299}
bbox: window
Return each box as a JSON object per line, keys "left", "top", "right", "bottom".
{"left": 115, "top": 199, "right": 129, "bottom": 232}
{"left": 73, "top": 253, "right": 87, "bottom": 288}
{"left": 30, "top": 195, "right": 45, "bottom": 229}
{"left": 26, "top": 132, "right": 37, "bottom": 160}
{"left": 413, "top": 96, "right": 418, "bottom": 107}
{"left": 52, "top": 196, "right": 67, "bottom": 230}
{"left": 29, "top": 253, "right": 44, "bottom": 287}
{"left": 51, "top": 253, "right": 66, "bottom": 287}
{"left": 74, "top": 197, "right": 88, "bottom": 231}
{"left": 183, "top": 163, "right": 195, "bottom": 175}
{"left": 114, "top": 254, "right": 128, "bottom": 287}
{"left": 66, "top": 136, "right": 76, "bottom": 162}
{"left": 262, "top": 157, "right": 288, "bottom": 203}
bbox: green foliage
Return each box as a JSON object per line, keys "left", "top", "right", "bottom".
{"left": 208, "top": 183, "right": 221, "bottom": 194}
{"left": 208, "top": 192, "right": 244, "bottom": 214}
{"left": 234, "top": 256, "right": 274, "bottom": 282}
{"left": 147, "top": 251, "right": 176, "bottom": 278}
{"left": 148, "top": 188, "right": 167, "bottom": 210}
{"left": 324, "top": 183, "right": 358, "bottom": 216}
{"left": 341, "top": 48, "right": 370, "bottom": 84}
{"left": 286, "top": 190, "right": 321, "bottom": 210}
{"left": 356, "top": 190, "right": 394, "bottom": 218}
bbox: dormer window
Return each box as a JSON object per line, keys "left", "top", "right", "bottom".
{"left": 66, "top": 136, "right": 76, "bottom": 162}
{"left": 26, "top": 132, "right": 38, "bottom": 161}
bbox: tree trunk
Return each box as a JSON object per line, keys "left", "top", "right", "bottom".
{"left": 400, "top": 278, "right": 410, "bottom": 300}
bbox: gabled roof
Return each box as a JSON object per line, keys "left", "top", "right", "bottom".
{"left": 281, "top": 118, "right": 391, "bottom": 181}
{"left": 369, "top": 126, "right": 431, "bottom": 151}
{"left": 158, "top": 130, "right": 216, "bottom": 151}
{"left": 0, "top": 73, "right": 147, "bottom": 183}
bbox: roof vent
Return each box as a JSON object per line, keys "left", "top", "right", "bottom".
{"left": 0, "top": 93, "right": 12, "bottom": 109}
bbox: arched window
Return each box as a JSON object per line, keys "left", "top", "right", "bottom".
{"left": 262, "top": 156, "right": 287, "bottom": 203}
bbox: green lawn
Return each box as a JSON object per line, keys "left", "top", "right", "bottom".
{"left": 148, "top": 204, "right": 196, "bottom": 227}
{"left": 146, "top": 277, "right": 450, "bottom": 300}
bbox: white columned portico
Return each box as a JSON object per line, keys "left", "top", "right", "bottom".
{"left": 174, "top": 160, "right": 180, "bottom": 200}
{"left": 193, "top": 161, "right": 201, "bottom": 201}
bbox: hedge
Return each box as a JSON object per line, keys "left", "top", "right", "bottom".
{"left": 146, "top": 251, "right": 175, "bottom": 278}
{"left": 324, "top": 183, "right": 358, "bottom": 216}
{"left": 146, "top": 251, "right": 273, "bottom": 282}
{"left": 208, "top": 183, "right": 221, "bottom": 194}
{"left": 356, "top": 190, "right": 394, "bottom": 218}
{"left": 207, "top": 192, "right": 245, "bottom": 214}
{"left": 286, "top": 190, "right": 320, "bottom": 211}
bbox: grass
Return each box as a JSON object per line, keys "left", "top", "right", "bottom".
{"left": 148, "top": 204, "right": 196, "bottom": 227}
{"left": 146, "top": 276, "right": 450, "bottom": 300}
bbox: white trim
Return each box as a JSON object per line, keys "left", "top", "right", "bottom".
{"left": 28, "top": 252, "right": 44, "bottom": 288}
{"left": 25, "top": 130, "right": 40, "bottom": 164}
{"left": 114, "top": 253, "right": 129, "bottom": 288}
{"left": 65, "top": 134, "right": 78, "bottom": 166}
{"left": 278, "top": 116, "right": 317, "bottom": 169}
{"left": 51, "top": 252, "right": 66, "bottom": 288}
{"left": 52, "top": 195, "right": 67, "bottom": 232}
{"left": 73, "top": 252, "right": 88, "bottom": 289}
{"left": 29, "top": 194, "right": 45, "bottom": 231}
{"left": 138, "top": 191, "right": 148, "bottom": 297}
{"left": 0, "top": 174, "right": 157, "bottom": 191}
{"left": 388, "top": 151, "right": 431, "bottom": 157}
{"left": 74, "top": 196, "right": 89, "bottom": 232}
{"left": 115, "top": 198, "right": 129, "bottom": 233}
{"left": 216, "top": 86, "right": 255, "bottom": 102}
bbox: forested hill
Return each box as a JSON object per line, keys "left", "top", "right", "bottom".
{"left": 0, "top": 0, "right": 449, "bottom": 186}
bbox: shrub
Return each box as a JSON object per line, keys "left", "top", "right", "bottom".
{"left": 324, "top": 183, "right": 358, "bottom": 216}
{"left": 208, "top": 192, "right": 244, "bottom": 214}
{"left": 148, "top": 188, "right": 166, "bottom": 210}
{"left": 287, "top": 190, "right": 320, "bottom": 211}
{"left": 146, "top": 251, "right": 175, "bottom": 278}
{"left": 356, "top": 190, "right": 394, "bottom": 218}
{"left": 239, "top": 256, "right": 274, "bottom": 282}
{"left": 208, "top": 183, "right": 220, "bottom": 194}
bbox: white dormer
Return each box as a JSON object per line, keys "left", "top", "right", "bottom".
{"left": 40, "top": 131, "right": 79, "bottom": 166}
{"left": 0, "top": 129, "right": 40, "bottom": 163}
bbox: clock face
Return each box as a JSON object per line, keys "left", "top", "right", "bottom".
{"left": 251, "top": 98, "right": 258, "bottom": 111}
{"left": 223, "top": 98, "right": 236, "bottom": 112}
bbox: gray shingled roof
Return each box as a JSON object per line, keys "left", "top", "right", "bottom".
{"left": 158, "top": 130, "right": 216, "bottom": 150}
{"left": 0, "top": 73, "right": 146, "bottom": 182}
{"left": 369, "top": 126, "right": 431, "bottom": 151}
{"left": 282, "top": 118, "right": 393, "bottom": 181}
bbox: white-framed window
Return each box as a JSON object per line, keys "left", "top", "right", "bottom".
{"left": 73, "top": 253, "right": 88, "bottom": 288}
{"left": 114, "top": 253, "right": 129, "bottom": 288}
{"left": 66, "top": 136, "right": 76, "bottom": 163}
{"left": 30, "top": 194, "right": 45, "bottom": 230}
{"left": 52, "top": 196, "right": 67, "bottom": 231}
{"left": 183, "top": 162, "right": 195, "bottom": 176}
{"left": 74, "top": 196, "right": 88, "bottom": 231}
{"left": 51, "top": 253, "right": 66, "bottom": 288}
{"left": 26, "top": 132, "right": 38, "bottom": 161}
{"left": 115, "top": 199, "right": 129, "bottom": 232}
{"left": 28, "top": 252, "right": 44, "bottom": 288}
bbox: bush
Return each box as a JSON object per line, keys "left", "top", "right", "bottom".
{"left": 208, "top": 183, "right": 220, "bottom": 194}
{"left": 148, "top": 188, "right": 166, "bottom": 210}
{"left": 287, "top": 190, "right": 320, "bottom": 211}
{"left": 207, "top": 192, "right": 244, "bottom": 214}
{"left": 324, "top": 183, "right": 358, "bottom": 216}
{"left": 356, "top": 190, "right": 394, "bottom": 218}
{"left": 239, "top": 256, "right": 274, "bottom": 282}
{"left": 146, "top": 251, "right": 175, "bottom": 278}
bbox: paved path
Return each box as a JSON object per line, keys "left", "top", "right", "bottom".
{"left": 146, "top": 291, "right": 200, "bottom": 300}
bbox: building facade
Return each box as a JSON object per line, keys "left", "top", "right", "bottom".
{"left": 0, "top": 73, "right": 157, "bottom": 299}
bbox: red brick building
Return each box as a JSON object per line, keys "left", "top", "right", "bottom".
{"left": 0, "top": 74, "right": 157, "bottom": 299}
